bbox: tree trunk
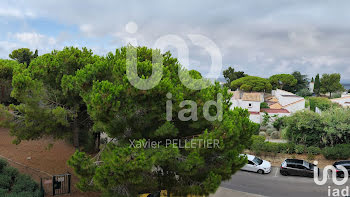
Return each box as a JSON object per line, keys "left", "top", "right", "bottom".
{"left": 73, "top": 119, "right": 79, "bottom": 148}
{"left": 94, "top": 132, "right": 101, "bottom": 152}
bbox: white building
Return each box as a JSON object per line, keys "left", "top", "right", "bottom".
{"left": 230, "top": 89, "right": 305, "bottom": 124}
{"left": 331, "top": 95, "right": 350, "bottom": 108}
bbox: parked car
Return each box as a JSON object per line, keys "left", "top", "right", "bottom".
{"left": 280, "top": 159, "right": 319, "bottom": 177}
{"left": 333, "top": 161, "right": 350, "bottom": 178}
{"left": 240, "top": 154, "right": 272, "bottom": 174}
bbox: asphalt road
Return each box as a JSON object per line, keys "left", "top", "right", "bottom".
{"left": 221, "top": 167, "right": 350, "bottom": 197}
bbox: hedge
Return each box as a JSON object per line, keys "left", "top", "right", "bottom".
{"left": 0, "top": 159, "right": 40, "bottom": 196}
{"left": 250, "top": 135, "right": 296, "bottom": 155}
{"left": 322, "top": 144, "right": 350, "bottom": 160}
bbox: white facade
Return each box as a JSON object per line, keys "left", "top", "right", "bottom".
{"left": 230, "top": 89, "right": 305, "bottom": 124}
{"left": 230, "top": 99, "right": 260, "bottom": 113}
{"left": 309, "top": 82, "right": 314, "bottom": 93}
{"left": 272, "top": 89, "right": 305, "bottom": 113}
{"left": 331, "top": 96, "right": 350, "bottom": 108}
{"left": 284, "top": 99, "right": 305, "bottom": 113}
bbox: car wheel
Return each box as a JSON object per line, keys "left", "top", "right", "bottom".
{"left": 257, "top": 169, "right": 264, "bottom": 174}
{"left": 281, "top": 171, "right": 288, "bottom": 176}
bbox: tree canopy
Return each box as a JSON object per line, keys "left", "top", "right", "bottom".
{"left": 320, "top": 73, "right": 344, "bottom": 97}
{"left": 284, "top": 108, "right": 350, "bottom": 147}
{"left": 314, "top": 74, "right": 320, "bottom": 96}
{"left": 230, "top": 76, "right": 272, "bottom": 92}
{"left": 66, "top": 46, "right": 255, "bottom": 196}
{"left": 0, "top": 60, "right": 19, "bottom": 104}
{"left": 9, "top": 48, "right": 38, "bottom": 66}
{"left": 7, "top": 47, "right": 100, "bottom": 149}
{"left": 269, "top": 74, "right": 297, "bottom": 90}
{"left": 222, "top": 66, "right": 246, "bottom": 87}
{"left": 2, "top": 46, "right": 256, "bottom": 196}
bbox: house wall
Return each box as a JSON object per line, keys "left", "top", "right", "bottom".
{"left": 331, "top": 96, "right": 350, "bottom": 108}
{"left": 309, "top": 82, "right": 314, "bottom": 93}
{"left": 230, "top": 99, "right": 260, "bottom": 112}
{"left": 284, "top": 100, "right": 305, "bottom": 113}
{"left": 249, "top": 114, "right": 261, "bottom": 124}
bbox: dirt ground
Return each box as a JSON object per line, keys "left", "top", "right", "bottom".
{"left": 0, "top": 127, "right": 100, "bottom": 197}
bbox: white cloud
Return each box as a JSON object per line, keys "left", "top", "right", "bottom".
{"left": 11, "top": 32, "right": 56, "bottom": 47}
{"left": 0, "top": 7, "right": 35, "bottom": 18}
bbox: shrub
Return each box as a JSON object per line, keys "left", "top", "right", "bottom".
{"left": 258, "top": 132, "right": 266, "bottom": 137}
{"left": 0, "top": 159, "right": 39, "bottom": 196}
{"left": 266, "top": 128, "right": 275, "bottom": 136}
{"left": 306, "top": 146, "right": 321, "bottom": 155}
{"left": 278, "top": 143, "right": 295, "bottom": 154}
{"left": 251, "top": 123, "right": 260, "bottom": 135}
{"left": 270, "top": 131, "right": 280, "bottom": 139}
{"left": 250, "top": 135, "right": 266, "bottom": 155}
{"left": 273, "top": 116, "right": 287, "bottom": 131}
{"left": 309, "top": 97, "right": 339, "bottom": 112}
{"left": 0, "top": 174, "right": 11, "bottom": 189}
{"left": 322, "top": 144, "right": 350, "bottom": 160}
{"left": 294, "top": 145, "right": 305, "bottom": 154}
{"left": 0, "top": 158, "right": 8, "bottom": 171}
{"left": 264, "top": 142, "right": 279, "bottom": 154}
{"left": 307, "top": 153, "right": 315, "bottom": 161}
{"left": 296, "top": 88, "right": 313, "bottom": 97}
{"left": 11, "top": 174, "right": 39, "bottom": 194}
{"left": 260, "top": 102, "right": 269, "bottom": 109}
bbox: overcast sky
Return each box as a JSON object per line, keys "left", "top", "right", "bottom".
{"left": 1, "top": 0, "right": 350, "bottom": 82}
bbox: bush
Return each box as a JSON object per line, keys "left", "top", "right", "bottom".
{"left": 306, "top": 146, "right": 321, "bottom": 155}
{"left": 278, "top": 143, "right": 295, "bottom": 154}
{"left": 250, "top": 135, "right": 266, "bottom": 155}
{"left": 0, "top": 159, "right": 40, "bottom": 196}
{"left": 296, "top": 88, "right": 312, "bottom": 97}
{"left": 251, "top": 123, "right": 260, "bottom": 135}
{"left": 270, "top": 131, "right": 280, "bottom": 139}
{"left": 0, "top": 158, "right": 8, "bottom": 170}
{"left": 266, "top": 128, "right": 275, "bottom": 136}
{"left": 322, "top": 144, "right": 350, "bottom": 160}
{"left": 260, "top": 102, "right": 269, "bottom": 109}
{"left": 309, "top": 97, "right": 339, "bottom": 112}
{"left": 273, "top": 116, "right": 287, "bottom": 131}
{"left": 258, "top": 132, "right": 266, "bottom": 138}
{"left": 294, "top": 145, "right": 305, "bottom": 154}
{"left": 11, "top": 174, "right": 39, "bottom": 194}
{"left": 264, "top": 142, "right": 279, "bottom": 154}
{"left": 307, "top": 153, "right": 315, "bottom": 161}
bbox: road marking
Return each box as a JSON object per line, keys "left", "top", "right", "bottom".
{"left": 274, "top": 167, "right": 279, "bottom": 177}
{"left": 327, "top": 170, "right": 330, "bottom": 179}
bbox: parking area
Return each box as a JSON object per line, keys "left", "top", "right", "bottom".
{"left": 222, "top": 167, "right": 350, "bottom": 197}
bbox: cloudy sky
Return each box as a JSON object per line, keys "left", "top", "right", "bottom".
{"left": 1, "top": 0, "right": 350, "bottom": 82}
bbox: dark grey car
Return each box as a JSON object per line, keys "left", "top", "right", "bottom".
{"left": 280, "top": 159, "right": 318, "bottom": 178}
{"left": 333, "top": 160, "right": 350, "bottom": 178}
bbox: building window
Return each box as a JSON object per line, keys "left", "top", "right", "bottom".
{"left": 248, "top": 103, "right": 252, "bottom": 108}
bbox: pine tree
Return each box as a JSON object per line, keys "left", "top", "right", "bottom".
{"left": 314, "top": 74, "right": 320, "bottom": 95}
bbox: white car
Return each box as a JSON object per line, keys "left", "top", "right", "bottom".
{"left": 240, "top": 154, "right": 272, "bottom": 174}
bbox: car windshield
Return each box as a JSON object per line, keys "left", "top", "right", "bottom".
{"left": 253, "top": 157, "right": 263, "bottom": 165}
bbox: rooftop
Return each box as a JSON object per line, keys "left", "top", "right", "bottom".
{"left": 241, "top": 93, "right": 262, "bottom": 102}
{"left": 261, "top": 108, "right": 290, "bottom": 113}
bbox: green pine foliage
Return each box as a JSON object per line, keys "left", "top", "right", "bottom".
{"left": 65, "top": 46, "right": 256, "bottom": 196}
{"left": 0, "top": 159, "right": 40, "bottom": 196}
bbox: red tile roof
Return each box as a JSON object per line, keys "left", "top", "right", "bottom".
{"left": 261, "top": 108, "right": 290, "bottom": 113}
{"left": 249, "top": 111, "right": 260, "bottom": 115}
